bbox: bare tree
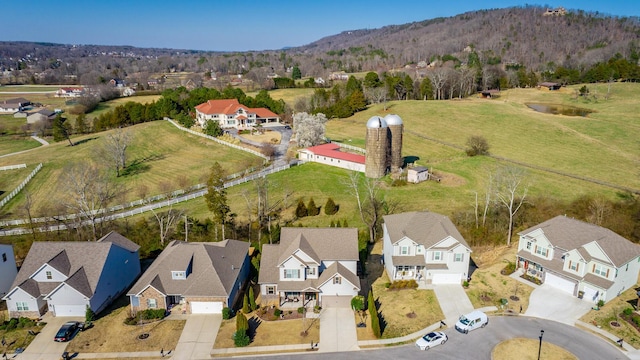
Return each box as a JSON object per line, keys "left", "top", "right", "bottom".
{"left": 19, "top": 190, "right": 38, "bottom": 241}
{"left": 494, "top": 166, "right": 529, "bottom": 246}
{"left": 427, "top": 68, "right": 448, "bottom": 100}
{"left": 588, "top": 197, "right": 611, "bottom": 226}
{"left": 344, "top": 171, "right": 384, "bottom": 243}
{"left": 98, "top": 128, "right": 132, "bottom": 177}
{"left": 61, "top": 162, "right": 122, "bottom": 241}
{"left": 148, "top": 180, "right": 184, "bottom": 246}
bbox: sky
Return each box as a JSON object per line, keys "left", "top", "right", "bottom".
{"left": 2, "top": 1, "right": 639, "bottom": 52}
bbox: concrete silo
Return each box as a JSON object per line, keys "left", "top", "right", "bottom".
{"left": 384, "top": 114, "right": 404, "bottom": 172}
{"left": 365, "top": 116, "right": 388, "bottom": 178}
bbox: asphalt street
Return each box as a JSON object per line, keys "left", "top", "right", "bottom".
{"left": 249, "top": 316, "right": 627, "bottom": 360}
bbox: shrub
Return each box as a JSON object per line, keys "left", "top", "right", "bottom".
{"left": 295, "top": 199, "right": 308, "bottom": 218}
{"left": 297, "top": 307, "right": 305, "bottom": 314}
{"left": 274, "top": 308, "right": 282, "bottom": 317}
{"left": 598, "top": 300, "right": 605, "bottom": 308}
{"left": 368, "top": 291, "right": 381, "bottom": 338}
{"left": 324, "top": 198, "right": 338, "bottom": 215}
{"left": 85, "top": 305, "right": 95, "bottom": 323}
{"left": 501, "top": 261, "right": 516, "bottom": 276}
{"left": 243, "top": 293, "right": 250, "bottom": 314}
{"left": 313, "top": 305, "right": 322, "bottom": 314}
{"left": 388, "top": 279, "right": 418, "bottom": 290}
{"left": 351, "top": 295, "right": 365, "bottom": 311}
{"left": 222, "top": 307, "right": 232, "bottom": 320}
{"left": 463, "top": 280, "right": 469, "bottom": 288}
{"left": 391, "top": 179, "right": 407, "bottom": 187}
{"left": 233, "top": 329, "right": 250, "bottom": 347}
{"left": 307, "top": 197, "right": 319, "bottom": 216}
{"left": 384, "top": 282, "right": 391, "bottom": 289}
{"left": 624, "top": 308, "right": 634, "bottom": 316}
{"left": 465, "top": 135, "right": 490, "bottom": 156}
{"left": 139, "top": 309, "right": 166, "bottom": 320}
{"left": 249, "top": 287, "right": 257, "bottom": 312}
{"left": 236, "top": 313, "right": 249, "bottom": 333}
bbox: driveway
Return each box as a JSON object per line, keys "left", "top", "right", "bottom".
{"left": 20, "top": 314, "right": 84, "bottom": 360}
{"left": 319, "top": 308, "right": 358, "bottom": 352}
{"left": 172, "top": 314, "right": 221, "bottom": 359}
{"left": 433, "top": 285, "right": 474, "bottom": 326}
{"left": 525, "top": 284, "right": 593, "bottom": 325}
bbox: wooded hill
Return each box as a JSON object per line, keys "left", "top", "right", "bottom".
{"left": 0, "top": 6, "right": 638, "bottom": 85}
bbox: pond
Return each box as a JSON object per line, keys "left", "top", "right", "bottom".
{"left": 526, "top": 103, "right": 593, "bottom": 117}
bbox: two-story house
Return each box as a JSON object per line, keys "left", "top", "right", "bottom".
{"left": 517, "top": 215, "right": 640, "bottom": 304}
{"left": 0, "top": 244, "right": 18, "bottom": 298}
{"left": 194, "top": 99, "right": 280, "bottom": 130}
{"left": 259, "top": 228, "right": 361, "bottom": 308}
{"left": 382, "top": 211, "right": 472, "bottom": 284}
{"left": 3, "top": 231, "right": 141, "bottom": 318}
{"left": 127, "top": 239, "right": 250, "bottom": 314}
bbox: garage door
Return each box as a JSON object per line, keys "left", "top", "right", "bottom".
{"left": 53, "top": 304, "right": 86, "bottom": 317}
{"left": 432, "top": 273, "right": 462, "bottom": 284}
{"left": 544, "top": 273, "right": 576, "bottom": 295}
{"left": 321, "top": 296, "right": 352, "bottom": 308}
{"left": 190, "top": 301, "right": 223, "bottom": 314}
{"left": 582, "top": 286, "right": 600, "bottom": 302}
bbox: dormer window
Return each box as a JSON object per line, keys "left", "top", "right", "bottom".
{"left": 172, "top": 271, "right": 186, "bottom": 280}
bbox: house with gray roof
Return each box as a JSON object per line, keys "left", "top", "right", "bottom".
{"left": 27, "top": 109, "right": 57, "bottom": 124}
{"left": 127, "top": 239, "right": 250, "bottom": 314}
{"left": 383, "top": 211, "right": 472, "bottom": 284}
{"left": 258, "top": 228, "right": 361, "bottom": 308}
{"left": 0, "top": 98, "right": 31, "bottom": 113}
{"left": 0, "top": 244, "right": 18, "bottom": 299}
{"left": 516, "top": 215, "right": 640, "bottom": 304}
{"left": 2, "top": 231, "right": 140, "bottom": 318}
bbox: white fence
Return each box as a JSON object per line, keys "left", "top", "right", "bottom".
{"left": 0, "top": 163, "right": 292, "bottom": 234}
{"left": 0, "top": 164, "right": 27, "bottom": 171}
{"left": 334, "top": 142, "right": 366, "bottom": 153}
{"left": 0, "top": 163, "right": 42, "bottom": 208}
{"left": 165, "top": 118, "right": 270, "bottom": 161}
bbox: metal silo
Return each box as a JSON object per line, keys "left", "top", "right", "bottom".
{"left": 365, "top": 116, "right": 388, "bottom": 178}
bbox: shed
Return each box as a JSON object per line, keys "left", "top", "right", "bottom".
{"left": 538, "top": 82, "right": 561, "bottom": 90}
{"left": 407, "top": 166, "right": 429, "bottom": 183}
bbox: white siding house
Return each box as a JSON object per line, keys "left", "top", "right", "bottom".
{"left": 3, "top": 232, "right": 141, "bottom": 318}
{"left": 517, "top": 215, "right": 640, "bottom": 304}
{"left": 297, "top": 143, "right": 366, "bottom": 173}
{"left": 383, "top": 212, "right": 471, "bottom": 285}
{"left": 0, "top": 244, "right": 18, "bottom": 298}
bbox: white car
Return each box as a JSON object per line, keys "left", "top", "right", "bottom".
{"left": 415, "top": 331, "right": 448, "bottom": 350}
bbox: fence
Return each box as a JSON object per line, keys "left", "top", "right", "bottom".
{"left": 0, "top": 163, "right": 43, "bottom": 208}
{"left": 0, "top": 163, "right": 293, "bottom": 234}
{"left": 0, "top": 164, "right": 27, "bottom": 171}
{"left": 165, "top": 118, "right": 270, "bottom": 161}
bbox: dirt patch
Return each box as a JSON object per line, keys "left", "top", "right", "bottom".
{"left": 492, "top": 338, "right": 577, "bottom": 360}
{"left": 256, "top": 306, "right": 305, "bottom": 321}
{"left": 239, "top": 130, "right": 281, "bottom": 144}
{"left": 430, "top": 170, "right": 467, "bottom": 187}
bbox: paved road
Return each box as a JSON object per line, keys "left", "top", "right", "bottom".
{"left": 247, "top": 316, "right": 627, "bottom": 360}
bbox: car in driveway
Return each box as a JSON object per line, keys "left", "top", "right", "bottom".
{"left": 455, "top": 310, "right": 488, "bottom": 334}
{"left": 54, "top": 321, "right": 79, "bottom": 342}
{"left": 415, "top": 331, "right": 448, "bottom": 350}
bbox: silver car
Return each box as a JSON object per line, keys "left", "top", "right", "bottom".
{"left": 415, "top": 331, "right": 448, "bottom": 350}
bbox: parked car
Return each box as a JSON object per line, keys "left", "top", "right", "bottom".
{"left": 415, "top": 331, "right": 448, "bottom": 350}
{"left": 54, "top": 321, "right": 80, "bottom": 342}
{"left": 455, "top": 310, "right": 488, "bottom": 334}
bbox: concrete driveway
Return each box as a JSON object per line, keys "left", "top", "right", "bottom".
{"left": 433, "top": 285, "right": 474, "bottom": 326}
{"left": 172, "top": 314, "right": 221, "bottom": 359}
{"left": 525, "top": 284, "right": 593, "bottom": 325}
{"left": 20, "top": 314, "right": 84, "bottom": 360}
{"left": 319, "top": 308, "right": 358, "bottom": 352}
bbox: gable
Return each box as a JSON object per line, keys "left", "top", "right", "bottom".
{"left": 282, "top": 256, "right": 304, "bottom": 269}
{"left": 31, "top": 264, "right": 67, "bottom": 282}
{"left": 292, "top": 249, "right": 319, "bottom": 265}
{"left": 46, "top": 282, "right": 89, "bottom": 301}
{"left": 583, "top": 241, "right": 613, "bottom": 265}
{"left": 431, "top": 236, "right": 466, "bottom": 250}
{"left": 394, "top": 237, "right": 419, "bottom": 247}
{"left": 523, "top": 229, "right": 552, "bottom": 248}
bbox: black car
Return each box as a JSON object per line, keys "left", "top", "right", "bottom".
{"left": 54, "top": 321, "right": 79, "bottom": 342}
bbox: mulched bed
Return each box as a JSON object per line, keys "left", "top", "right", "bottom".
{"left": 256, "top": 306, "right": 305, "bottom": 321}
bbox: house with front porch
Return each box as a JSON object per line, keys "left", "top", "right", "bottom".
{"left": 258, "top": 228, "right": 360, "bottom": 308}
{"left": 516, "top": 215, "right": 640, "bottom": 304}
{"left": 127, "top": 239, "right": 250, "bottom": 314}
{"left": 3, "top": 231, "right": 140, "bottom": 318}
{"left": 382, "top": 211, "right": 472, "bottom": 284}
{"left": 194, "top": 99, "right": 280, "bottom": 130}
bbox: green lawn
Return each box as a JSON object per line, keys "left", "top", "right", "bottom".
{"left": 0, "top": 135, "right": 40, "bottom": 155}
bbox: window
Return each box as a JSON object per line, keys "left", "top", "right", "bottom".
{"left": 16, "top": 302, "right": 29, "bottom": 311}
{"left": 593, "top": 264, "right": 608, "bottom": 277}
{"left": 526, "top": 241, "right": 532, "bottom": 250}
{"left": 171, "top": 271, "right": 186, "bottom": 280}
{"left": 147, "top": 299, "right": 157, "bottom": 309}
{"left": 569, "top": 261, "right": 578, "bottom": 271}
{"left": 284, "top": 269, "right": 300, "bottom": 279}
{"left": 307, "top": 267, "right": 316, "bottom": 276}
{"left": 400, "top": 246, "right": 409, "bottom": 255}
{"left": 266, "top": 286, "right": 276, "bottom": 295}
{"left": 2, "top": 253, "right": 6, "bottom": 262}
{"left": 46, "top": 271, "right": 52, "bottom": 280}
{"left": 535, "top": 246, "right": 548, "bottom": 257}
{"left": 333, "top": 276, "right": 342, "bottom": 285}
{"left": 454, "top": 253, "right": 463, "bottom": 262}
{"left": 432, "top": 251, "right": 442, "bottom": 261}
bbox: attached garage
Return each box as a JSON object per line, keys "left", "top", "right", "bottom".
{"left": 52, "top": 304, "right": 86, "bottom": 317}
{"left": 190, "top": 301, "right": 223, "bottom": 314}
{"left": 582, "top": 286, "right": 600, "bottom": 302}
{"left": 321, "top": 296, "right": 352, "bottom": 308}
{"left": 432, "top": 273, "right": 462, "bottom": 284}
{"left": 544, "top": 273, "right": 576, "bottom": 295}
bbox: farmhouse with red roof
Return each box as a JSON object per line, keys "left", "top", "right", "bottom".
{"left": 195, "top": 99, "right": 280, "bottom": 130}
{"left": 298, "top": 143, "right": 365, "bottom": 172}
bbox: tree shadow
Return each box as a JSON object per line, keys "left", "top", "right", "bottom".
{"left": 71, "top": 137, "right": 98, "bottom": 146}
{"left": 248, "top": 315, "right": 262, "bottom": 342}
{"left": 121, "top": 153, "right": 165, "bottom": 177}
{"left": 403, "top": 156, "right": 420, "bottom": 167}
{"left": 375, "top": 297, "right": 387, "bottom": 335}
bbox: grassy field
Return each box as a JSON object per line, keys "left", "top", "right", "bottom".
{"left": 0, "top": 134, "right": 40, "bottom": 155}
{"left": 213, "top": 314, "right": 320, "bottom": 348}
{"left": 0, "top": 121, "right": 264, "bottom": 216}
{"left": 0, "top": 85, "right": 60, "bottom": 92}
{"left": 247, "top": 88, "right": 315, "bottom": 107}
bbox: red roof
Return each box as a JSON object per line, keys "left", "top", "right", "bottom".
{"left": 195, "top": 99, "right": 279, "bottom": 118}
{"left": 305, "top": 143, "right": 365, "bottom": 164}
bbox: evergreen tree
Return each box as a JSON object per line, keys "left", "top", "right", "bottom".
{"left": 307, "top": 197, "right": 319, "bottom": 216}
{"left": 242, "top": 293, "right": 250, "bottom": 314}
{"left": 292, "top": 66, "right": 302, "bottom": 80}
{"left": 75, "top": 113, "right": 88, "bottom": 134}
{"left": 234, "top": 313, "right": 250, "bottom": 347}
{"left": 295, "top": 199, "right": 308, "bottom": 218}
{"left": 335, "top": 221, "right": 341, "bottom": 228}
{"left": 368, "top": 290, "right": 381, "bottom": 338}
{"left": 249, "top": 287, "right": 257, "bottom": 311}
{"left": 330, "top": 220, "right": 335, "bottom": 227}
{"left": 204, "top": 120, "right": 223, "bottom": 137}
{"left": 324, "top": 198, "right": 338, "bottom": 215}
{"left": 52, "top": 113, "right": 73, "bottom": 146}
{"left": 342, "top": 219, "right": 348, "bottom": 227}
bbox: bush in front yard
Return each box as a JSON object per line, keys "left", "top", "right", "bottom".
{"left": 233, "top": 330, "right": 250, "bottom": 347}
{"left": 249, "top": 287, "right": 257, "bottom": 311}
{"left": 222, "top": 307, "right": 232, "bottom": 320}
{"left": 388, "top": 279, "right": 418, "bottom": 290}
{"left": 242, "top": 293, "right": 250, "bottom": 314}
{"left": 501, "top": 261, "right": 516, "bottom": 275}
{"left": 139, "top": 309, "right": 166, "bottom": 320}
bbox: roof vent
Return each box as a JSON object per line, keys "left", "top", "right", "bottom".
{"left": 231, "top": 265, "right": 235, "bottom": 270}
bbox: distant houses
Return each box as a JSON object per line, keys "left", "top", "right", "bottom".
{"left": 0, "top": 98, "right": 31, "bottom": 113}
{"left": 55, "top": 87, "right": 85, "bottom": 98}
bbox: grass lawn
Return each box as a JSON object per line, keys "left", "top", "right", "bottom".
{"left": 579, "top": 286, "right": 640, "bottom": 349}
{"left": 492, "top": 338, "right": 577, "bottom": 360}
{"left": 0, "top": 85, "right": 60, "bottom": 92}
{"left": 465, "top": 246, "right": 534, "bottom": 312}
{"left": 246, "top": 88, "right": 315, "bottom": 106}
{"left": 239, "top": 129, "right": 281, "bottom": 144}
{"left": 0, "top": 135, "right": 41, "bottom": 155}
{"left": 0, "top": 309, "right": 44, "bottom": 353}
{"left": 0, "top": 165, "right": 35, "bottom": 203}
{"left": 213, "top": 313, "right": 320, "bottom": 349}
{"left": 66, "top": 302, "right": 185, "bottom": 353}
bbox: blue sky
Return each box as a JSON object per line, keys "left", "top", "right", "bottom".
{"left": 3, "top": 1, "right": 638, "bottom": 51}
